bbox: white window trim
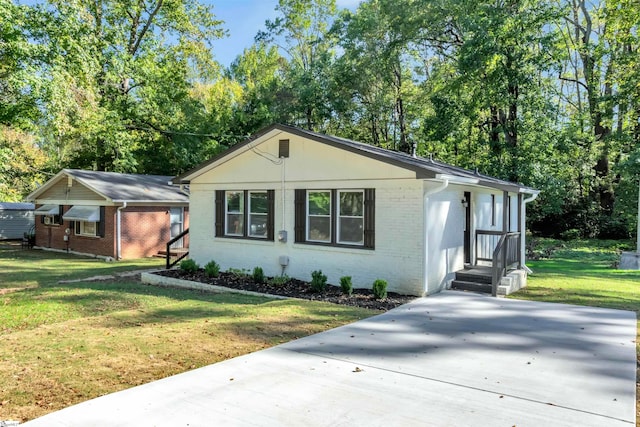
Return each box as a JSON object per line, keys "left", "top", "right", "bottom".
{"left": 306, "top": 190, "right": 332, "bottom": 243}
{"left": 337, "top": 190, "right": 365, "bottom": 246}
{"left": 225, "top": 191, "right": 244, "bottom": 236}
{"left": 76, "top": 221, "right": 97, "bottom": 237}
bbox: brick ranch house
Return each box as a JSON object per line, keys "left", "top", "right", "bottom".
{"left": 26, "top": 169, "right": 189, "bottom": 260}
{"left": 172, "top": 124, "right": 539, "bottom": 297}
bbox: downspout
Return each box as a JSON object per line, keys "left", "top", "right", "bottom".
{"left": 116, "top": 201, "right": 127, "bottom": 260}
{"left": 520, "top": 193, "right": 539, "bottom": 273}
{"left": 423, "top": 179, "right": 449, "bottom": 296}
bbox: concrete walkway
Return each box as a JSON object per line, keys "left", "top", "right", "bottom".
{"left": 24, "top": 292, "right": 636, "bottom": 426}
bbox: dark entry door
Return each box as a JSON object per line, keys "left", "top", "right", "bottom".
{"left": 463, "top": 191, "right": 471, "bottom": 264}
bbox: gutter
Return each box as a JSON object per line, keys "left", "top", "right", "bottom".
{"left": 422, "top": 178, "right": 450, "bottom": 295}
{"left": 520, "top": 191, "right": 539, "bottom": 273}
{"left": 116, "top": 201, "right": 127, "bottom": 260}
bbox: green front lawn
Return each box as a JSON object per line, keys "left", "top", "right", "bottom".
{"left": 0, "top": 243, "right": 377, "bottom": 423}
{"left": 511, "top": 239, "right": 640, "bottom": 313}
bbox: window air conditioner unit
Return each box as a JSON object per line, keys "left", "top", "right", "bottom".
{"left": 44, "top": 216, "right": 51, "bottom": 225}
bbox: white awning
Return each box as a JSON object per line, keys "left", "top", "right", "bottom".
{"left": 62, "top": 205, "right": 100, "bottom": 222}
{"left": 34, "top": 204, "right": 59, "bottom": 215}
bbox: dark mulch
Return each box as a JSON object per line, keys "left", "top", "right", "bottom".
{"left": 155, "top": 270, "right": 417, "bottom": 311}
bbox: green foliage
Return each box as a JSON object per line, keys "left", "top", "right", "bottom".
{"left": 227, "top": 267, "right": 250, "bottom": 278}
{"left": 268, "top": 275, "right": 291, "bottom": 286}
{"left": 310, "top": 270, "right": 328, "bottom": 293}
{"left": 340, "top": 276, "right": 353, "bottom": 296}
{"left": 179, "top": 259, "right": 199, "bottom": 273}
{"left": 372, "top": 279, "right": 387, "bottom": 300}
{"left": 204, "top": 260, "right": 220, "bottom": 278}
{"left": 253, "top": 266, "right": 266, "bottom": 284}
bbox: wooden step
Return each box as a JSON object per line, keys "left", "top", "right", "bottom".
{"left": 454, "top": 268, "right": 492, "bottom": 284}
{"left": 450, "top": 280, "right": 492, "bottom": 294}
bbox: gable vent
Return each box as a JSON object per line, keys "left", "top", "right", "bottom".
{"left": 279, "top": 139, "right": 290, "bottom": 158}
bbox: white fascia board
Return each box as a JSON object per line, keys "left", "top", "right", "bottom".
{"left": 434, "top": 174, "right": 480, "bottom": 185}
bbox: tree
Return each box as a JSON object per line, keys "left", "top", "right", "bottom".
{"left": 41, "top": 0, "right": 225, "bottom": 172}
{"left": 257, "top": 0, "right": 338, "bottom": 130}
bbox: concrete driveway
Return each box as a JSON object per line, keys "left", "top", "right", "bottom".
{"left": 24, "top": 291, "right": 636, "bottom": 426}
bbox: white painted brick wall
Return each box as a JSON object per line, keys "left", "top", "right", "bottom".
{"left": 189, "top": 179, "right": 426, "bottom": 296}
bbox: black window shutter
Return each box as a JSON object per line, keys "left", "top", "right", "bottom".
{"left": 69, "top": 221, "right": 75, "bottom": 231}
{"left": 294, "top": 189, "right": 306, "bottom": 243}
{"left": 215, "top": 190, "right": 225, "bottom": 236}
{"left": 98, "top": 206, "right": 106, "bottom": 237}
{"left": 75, "top": 221, "right": 80, "bottom": 234}
{"left": 364, "top": 188, "right": 375, "bottom": 249}
{"left": 40, "top": 214, "right": 44, "bottom": 224}
{"left": 267, "top": 190, "right": 275, "bottom": 241}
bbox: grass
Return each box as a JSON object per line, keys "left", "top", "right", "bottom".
{"left": 0, "top": 243, "right": 378, "bottom": 422}
{"left": 511, "top": 238, "right": 640, "bottom": 311}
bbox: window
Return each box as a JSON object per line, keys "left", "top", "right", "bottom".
{"left": 216, "top": 190, "right": 274, "bottom": 240}
{"left": 36, "top": 204, "right": 63, "bottom": 225}
{"left": 295, "top": 189, "right": 374, "bottom": 249}
{"left": 248, "top": 191, "right": 268, "bottom": 238}
{"left": 75, "top": 221, "right": 97, "bottom": 237}
{"left": 338, "top": 190, "right": 364, "bottom": 245}
{"left": 226, "top": 191, "right": 244, "bottom": 236}
{"left": 307, "top": 191, "right": 331, "bottom": 242}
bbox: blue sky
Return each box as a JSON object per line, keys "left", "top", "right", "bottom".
{"left": 208, "top": 0, "right": 361, "bottom": 67}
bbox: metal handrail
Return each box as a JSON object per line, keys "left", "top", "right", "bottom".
{"left": 166, "top": 228, "right": 190, "bottom": 269}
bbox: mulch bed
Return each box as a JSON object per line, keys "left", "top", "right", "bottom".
{"left": 155, "top": 270, "right": 417, "bottom": 311}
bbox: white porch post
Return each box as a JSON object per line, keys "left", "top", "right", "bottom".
{"left": 520, "top": 192, "right": 539, "bottom": 274}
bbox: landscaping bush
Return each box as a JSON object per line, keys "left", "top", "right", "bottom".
{"left": 340, "top": 276, "right": 353, "bottom": 296}
{"left": 253, "top": 266, "right": 265, "bottom": 284}
{"left": 372, "top": 279, "right": 387, "bottom": 299}
{"left": 268, "top": 275, "right": 290, "bottom": 286}
{"left": 179, "top": 259, "right": 199, "bottom": 273}
{"left": 204, "top": 260, "right": 220, "bottom": 278}
{"left": 228, "top": 267, "right": 249, "bottom": 278}
{"left": 310, "top": 270, "right": 328, "bottom": 292}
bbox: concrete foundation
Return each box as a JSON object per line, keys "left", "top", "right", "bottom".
{"left": 619, "top": 252, "right": 640, "bottom": 270}
{"left": 497, "top": 269, "right": 527, "bottom": 297}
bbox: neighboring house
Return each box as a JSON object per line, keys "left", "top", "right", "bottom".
{"left": 26, "top": 169, "right": 189, "bottom": 260}
{"left": 0, "top": 202, "right": 35, "bottom": 240}
{"left": 172, "top": 124, "right": 539, "bottom": 296}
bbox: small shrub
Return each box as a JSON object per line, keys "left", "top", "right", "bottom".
{"left": 340, "top": 276, "right": 353, "bottom": 296}
{"left": 204, "top": 260, "right": 220, "bottom": 278}
{"left": 310, "top": 270, "right": 328, "bottom": 293}
{"left": 179, "top": 259, "right": 199, "bottom": 273}
{"left": 253, "top": 266, "right": 265, "bottom": 284}
{"left": 268, "top": 275, "right": 290, "bottom": 286}
{"left": 372, "top": 279, "right": 387, "bottom": 299}
{"left": 227, "top": 267, "right": 249, "bottom": 278}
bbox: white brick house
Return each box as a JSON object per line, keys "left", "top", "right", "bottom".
{"left": 173, "top": 124, "right": 538, "bottom": 296}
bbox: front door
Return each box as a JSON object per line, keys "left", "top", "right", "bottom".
{"left": 463, "top": 191, "right": 471, "bottom": 265}
{"left": 170, "top": 207, "right": 184, "bottom": 248}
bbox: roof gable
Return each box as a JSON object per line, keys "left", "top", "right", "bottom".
{"left": 27, "top": 169, "right": 189, "bottom": 204}
{"left": 173, "top": 124, "right": 538, "bottom": 194}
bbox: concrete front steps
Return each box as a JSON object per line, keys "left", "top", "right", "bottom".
{"left": 451, "top": 266, "right": 527, "bottom": 297}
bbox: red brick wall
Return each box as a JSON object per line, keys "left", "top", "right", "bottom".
{"left": 34, "top": 205, "right": 189, "bottom": 259}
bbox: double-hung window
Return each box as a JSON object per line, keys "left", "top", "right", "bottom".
{"left": 75, "top": 221, "right": 97, "bottom": 237}
{"left": 337, "top": 190, "right": 364, "bottom": 245}
{"left": 295, "top": 189, "right": 374, "bottom": 249}
{"left": 216, "top": 190, "right": 274, "bottom": 240}
{"left": 307, "top": 191, "right": 331, "bottom": 242}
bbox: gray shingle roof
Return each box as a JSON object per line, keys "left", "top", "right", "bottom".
{"left": 65, "top": 169, "right": 188, "bottom": 202}
{"left": 0, "top": 202, "right": 35, "bottom": 210}
{"left": 174, "top": 123, "right": 538, "bottom": 194}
